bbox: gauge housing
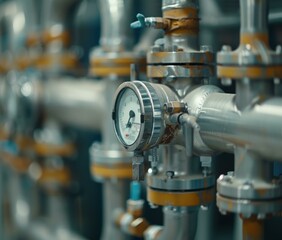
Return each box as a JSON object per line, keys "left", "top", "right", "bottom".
{"left": 112, "top": 81, "right": 179, "bottom": 151}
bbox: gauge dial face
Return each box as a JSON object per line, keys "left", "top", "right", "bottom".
{"left": 116, "top": 88, "right": 142, "bottom": 146}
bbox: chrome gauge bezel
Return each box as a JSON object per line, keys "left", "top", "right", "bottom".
{"left": 112, "top": 81, "right": 164, "bottom": 152}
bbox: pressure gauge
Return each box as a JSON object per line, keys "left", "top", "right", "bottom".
{"left": 112, "top": 81, "right": 179, "bottom": 151}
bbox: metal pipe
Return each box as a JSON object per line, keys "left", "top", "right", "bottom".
{"left": 27, "top": 221, "right": 88, "bottom": 240}
{"left": 240, "top": 0, "right": 268, "bottom": 36}
{"left": 101, "top": 78, "right": 125, "bottom": 147}
{"left": 47, "top": 194, "right": 70, "bottom": 229}
{"left": 234, "top": 147, "right": 273, "bottom": 181}
{"left": 162, "top": 0, "right": 199, "bottom": 51}
{"left": 98, "top": 0, "right": 133, "bottom": 52}
{"left": 241, "top": 216, "right": 264, "bottom": 240}
{"left": 0, "top": 0, "right": 26, "bottom": 53}
{"left": 197, "top": 93, "right": 282, "bottom": 161}
{"left": 157, "top": 207, "right": 198, "bottom": 240}
{"left": 235, "top": 79, "right": 274, "bottom": 111}
{"left": 101, "top": 180, "right": 129, "bottom": 240}
{"left": 41, "top": 0, "right": 81, "bottom": 34}
{"left": 43, "top": 79, "right": 105, "bottom": 131}
{"left": 21, "top": 0, "right": 40, "bottom": 37}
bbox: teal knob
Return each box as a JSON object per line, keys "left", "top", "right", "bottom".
{"left": 131, "top": 13, "right": 146, "bottom": 29}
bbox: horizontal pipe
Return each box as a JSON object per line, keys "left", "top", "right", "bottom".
{"left": 197, "top": 93, "right": 282, "bottom": 161}
{"left": 43, "top": 79, "right": 105, "bottom": 131}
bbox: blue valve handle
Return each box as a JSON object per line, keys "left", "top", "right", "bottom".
{"left": 0, "top": 140, "right": 18, "bottom": 155}
{"left": 131, "top": 13, "right": 147, "bottom": 29}
{"left": 130, "top": 181, "right": 141, "bottom": 200}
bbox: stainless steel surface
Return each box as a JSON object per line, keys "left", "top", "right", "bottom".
{"left": 197, "top": 93, "right": 282, "bottom": 160}
{"left": 162, "top": 0, "right": 198, "bottom": 10}
{"left": 41, "top": 0, "right": 80, "bottom": 32}
{"left": 90, "top": 142, "right": 133, "bottom": 166}
{"left": 235, "top": 79, "right": 274, "bottom": 110}
{"left": 3, "top": 74, "right": 105, "bottom": 132}
{"left": 0, "top": 0, "right": 26, "bottom": 53}
{"left": 113, "top": 81, "right": 179, "bottom": 152}
{"left": 22, "top": 0, "right": 40, "bottom": 35}
{"left": 44, "top": 78, "right": 105, "bottom": 131}
{"left": 216, "top": 193, "right": 282, "bottom": 216}
{"left": 157, "top": 206, "right": 198, "bottom": 240}
{"left": 240, "top": 0, "right": 267, "bottom": 35}
{"left": 27, "top": 221, "right": 88, "bottom": 240}
{"left": 101, "top": 180, "right": 129, "bottom": 240}
{"left": 147, "top": 144, "right": 214, "bottom": 191}
{"left": 99, "top": 0, "right": 133, "bottom": 52}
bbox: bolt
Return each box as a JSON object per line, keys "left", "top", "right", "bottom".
{"left": 152, "top": 167, "right": 158, "bottom": 175}
{"left": 155, "top": 38, "right": 165, "bottom": 47}
{"left": 201, "top": 45, "right": 212, "bottom": 52}
{"left": 201, "top": 205, "right": 209, "bottom": 211}
{"left": 243, "top": 181, "right": 253, "bottom": 188}
{"left": 219, "top": 209, "right": 227, "bottom": 215}
{"left": 227, "top": 171, "right": 234, "bottom": 177}
{"left": 221, "top": 78, "right": 232, "bottom": 86}
{"left": 133, "top": 155, "right": 145, "bottom": 181}
{"left": 221, "top": 45, "right": 232, "bottom": 52}
{"left": 165, "top": 75, "right": 175, "bottom": 83}
{"left": 241, "top": 212, "right": 252, "bottom": 219}
{"left": 149, "top": 202, "right": 158, "bottom": 209}
{"left": 274, "top": 78, "right": 280, "bottom": 85}
{"left": 257, "top": 213, "right": 266, "bottom": 220}
{"left": 223, "top": 175, "right": 232, "bottom": 183}
{"left": 163, "top": 103, "right": 174, "bottom": 113}
{"left": 151, "top": 45, "right": 161, "bottom": 52}
{"left": 276, "top": 45, "right": 282, "bottom": 54}
{"left": 166, "top": 171, "right": 175, "bottom": 179}
{"left": 172, "top": 45, "right": 178, "bottom": 52}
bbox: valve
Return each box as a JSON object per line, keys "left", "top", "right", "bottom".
{"left": 131, "top": 13, "right": 169, "bottom": 31}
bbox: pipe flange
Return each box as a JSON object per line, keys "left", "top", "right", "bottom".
{"left": 217, "top": 193, "right": 282, "bottom": 217}
{"left": 91, "top": 163, "right": 132, "bottom": 180}
{"left": 147, "top": 186, "right": 215, "bottom": 207}
{"left": 217, "top": 174, "right": 282, "bottom": 200}
{"left": 217, "top": 45, "right": 282, "bottom": 66}
{"left": 89, "top": 49, "right": 146, "bottom": 77}
{"left": 147, "top": 50, "right": 214, "bottom": 65}
{"left": 147, "top": 171, "right": 214, "bottom": 191}
{"left": 90, "top": 142, "right": 133, "bottom": 165}
{"left": 217, "top": 42, "right": 282, "bottom": 79}
{"left": 147, "top": 65, "right": 214, "bottom": 79}
{"left": 217, "top": 65, "right": 282, "bottom": 79}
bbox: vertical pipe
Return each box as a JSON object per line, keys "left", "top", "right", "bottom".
{"left": 240, "top": 0, "right": 268, "bottom": 45}
{"left": 158, "top": 207, "right": 198, "bottom": 240}
{"left": 41, "top": 0, "right": 80, "bottom": 33}
{"left": 235, "top": 78, "right": 274, "bottom": 110}
{"left": 236, "top": 0, "right": 274, "bottom": 110}
{"left": 47, "top": 194, "right": 70, "bottom": 228}
{"left": 242, "top": 216, "right": 264, "bottom": 240}
{"left": 162, "top": 0, "right": 199, "bottom": 51}
{"left": 98, "top": 0, "right": 133, "bottom": 52}
{"left": 101, "top": 180, "right": 129, "bottom": 240}
{"left": 234, "top": 148, "right": 273, "bottom": 182}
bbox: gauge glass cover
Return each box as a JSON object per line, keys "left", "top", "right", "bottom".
{"left": 116, "top": 88, "right": 142, "bottom": 146}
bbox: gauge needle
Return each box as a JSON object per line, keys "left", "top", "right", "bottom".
{"left": 126, "top": 110, "right": 135, "bottom": 128}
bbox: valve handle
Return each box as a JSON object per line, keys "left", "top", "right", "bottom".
{"left": 131, "top": 13, "right": 147, "bottom": 29}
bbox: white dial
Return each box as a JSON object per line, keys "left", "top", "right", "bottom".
{"left": 116, "top": 88, "right": 142, "bottom": 145}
